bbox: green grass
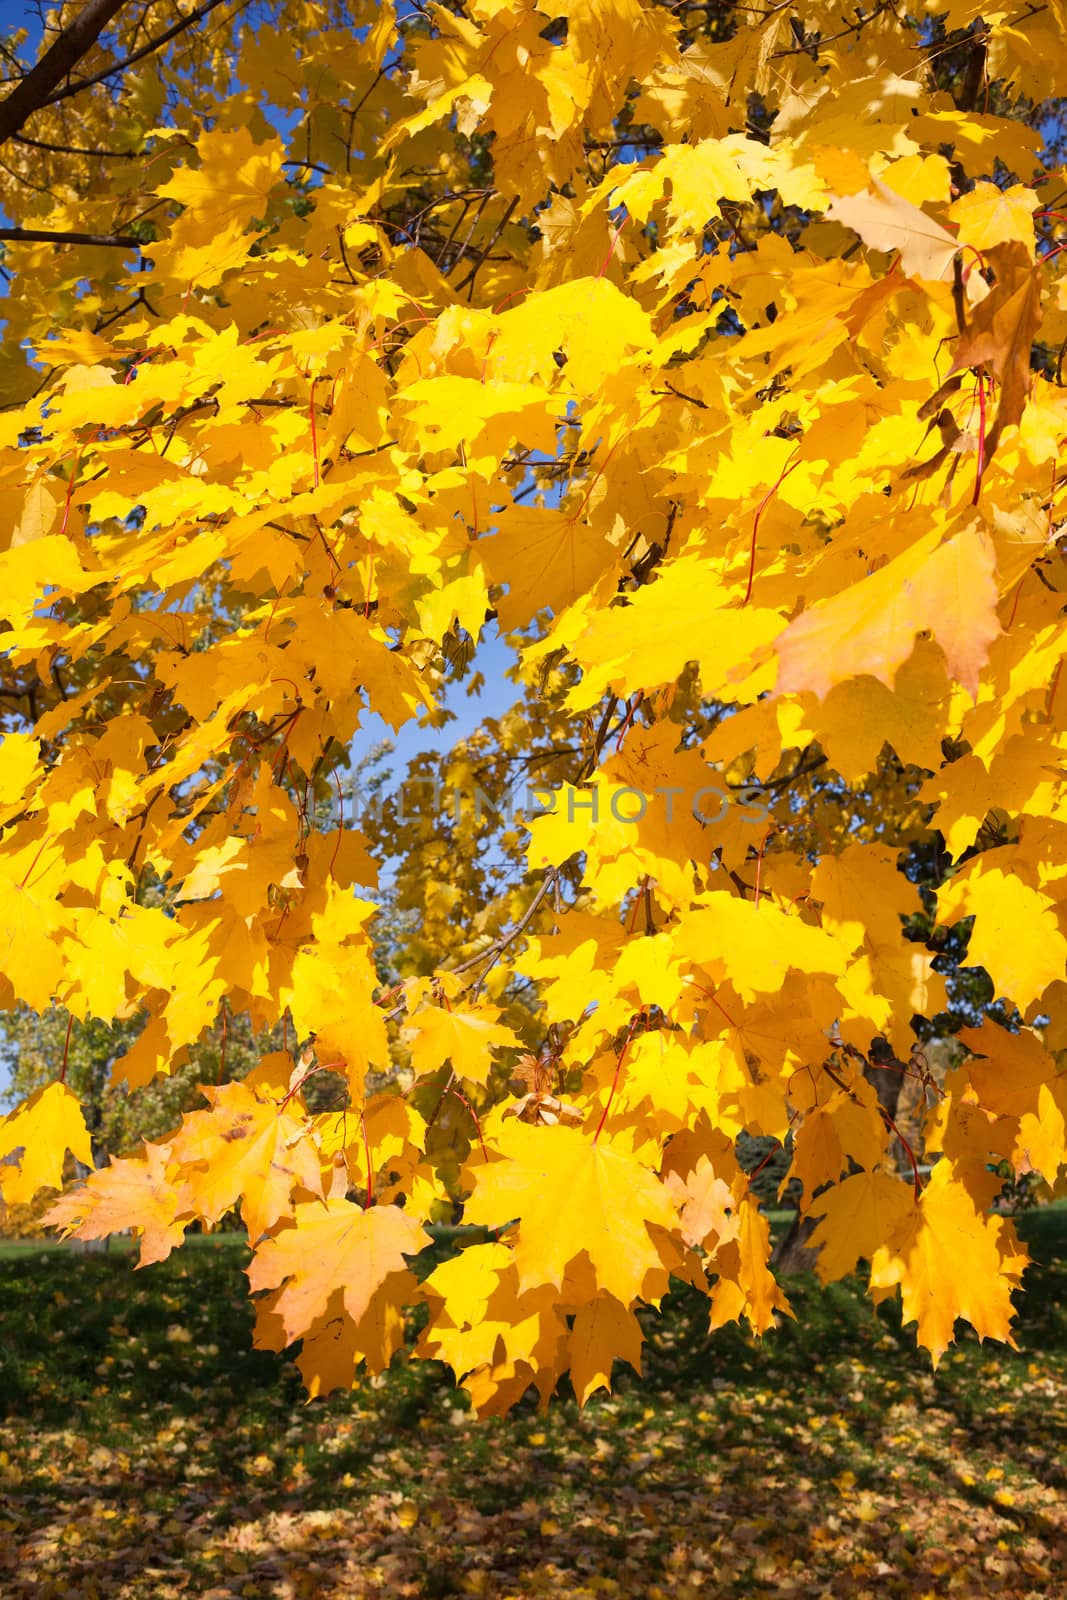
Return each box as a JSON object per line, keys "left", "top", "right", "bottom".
{"left": 0, "top": 1230, "right": 247, "bottom": 1260}
{"left": 0, "top": 1207, "right": 1064, "bottom": 1599}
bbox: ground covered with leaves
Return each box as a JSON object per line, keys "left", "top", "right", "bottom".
{"left": 1, "top": 1211, "right": 1064, "bottom": 1600}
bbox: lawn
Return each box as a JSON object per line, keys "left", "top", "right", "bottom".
{"left": 0, "top": 1211, "right": 1064, "bottom": 1600}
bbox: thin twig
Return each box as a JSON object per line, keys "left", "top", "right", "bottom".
{"left": 456, "top": 196, "right": 519, "bottom": 299}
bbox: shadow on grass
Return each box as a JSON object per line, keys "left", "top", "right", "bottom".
{"left": 0, "top": 1206, "right": 1063, "bottom": 1597}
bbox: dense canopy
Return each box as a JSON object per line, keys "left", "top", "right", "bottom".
{"left": 0, "top": 0, "right": 1066, "bottom": 1407}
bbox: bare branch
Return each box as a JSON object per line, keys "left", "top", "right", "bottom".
{"left": 456, "top": 195, "right": 519, "bottom": 299}
{"left": 13, "top": 131, "right": 138, "bottom": 158}
{"left": 0, "top": 226, "right": 140, "bottom": 248}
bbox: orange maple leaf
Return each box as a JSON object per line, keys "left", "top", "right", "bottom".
{"left": 169, "top": 1080, "right": 323, "bottom": 1242}
{"left": 869, "top": 1162, "right": 1027, "bottom": 1364}
{"left": 43, "top": 1143, "right": 190, "bottom": 1267}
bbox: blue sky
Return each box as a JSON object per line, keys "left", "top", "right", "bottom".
{"left": 359, "top": 625, "right": 519, "bottom": 781}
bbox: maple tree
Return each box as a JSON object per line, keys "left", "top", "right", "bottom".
{"left": 1, "top": 0, "right": 1066, "bottom": 1411}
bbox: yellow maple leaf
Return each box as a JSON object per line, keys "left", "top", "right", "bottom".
{"left": 157, "top": 126, "right": 283, "bottom": 234}
{"left": 464, "top": 1121, "right": 677, "bottom": 1304}
{"left": 613, "top": 139, "right": 753, "bottom": 232}
{"left": 416, "top": 1244, "right": 568, "bottom": 1393}
{"left": 708, "top": 1192, "right": 792, "bottom": 1335}
{"left": 494, "top": 277, "right": 652, "bottom": 392}
{"left": 672, "top": 891, "right": 848, "bottom": 1001}
{"left": 570, "top": 559, "right": 783, "bottom": 704}
{"left": 247, "top": 1198, "right": 427, "bottom": 1350}
{"left": 0, "top": 733, "right": 40, "bottom": 811}
{"left": 396, "top": 376, "right": 557, "bottom": 461}
{"left": 0, "top": 870, "right": 66, "bottom": 1013}
{"left": 807, "top": 1170, "right": 915, "bottom": 1284}
{"left": 797, "top": 646, "right": 949, "bottom": 782}
{"left": 292, "top": 1285, "right": 414, "bottom": 1395}
{"left": 941, "top": 866, "right": 1067, "bottom": 1011}
{"left": 0, "top": 1083, "right": 93, "bottom": 1206}
{"left": 417, "top": 1240, "right": 516, "bottom": 1376}
{"left": 777, "top": 524, "right": 1000, "bottom": 700}
{"left": 957, "top": 1021, "right": 1067, "bottom": 1184}
{"left": 825, "top": 178, "right": 960, "bottom": 281}
{"left": 949, "top": 180, "right": 1039, "bottom": 256}
{"left": 869, "top": 1162, "right": 1026, "bottom": 1364}
{"left": 568, "top": 1293, "right": 644, "bottom": 1405}
{"left": 403, "top": 1002, "right": 520, "bottom": 1087}
{"left": 476, "top": 504, "right": 619, "bottom": 629}
{"left": 285, "top": 942, "right": 387, "bottom": 1103}
{"left": 661, "top": 1154, "right": 738, "bottom": 1251}
{"left": 168, "top": 1081, "right": 322, "bottom": 1243}
{"left": 43, "top": 1142, "right": 189, "bottom": 1266}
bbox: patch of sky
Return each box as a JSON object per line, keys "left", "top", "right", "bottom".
{"left": 350, "top": 460, "right": 565, "bottom": 791}
{"left": 356, "top": 619, "right": 519, "bottom": 782}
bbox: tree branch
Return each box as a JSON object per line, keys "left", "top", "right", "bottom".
{"left": 0, "top": 226, "right": 140, "bottom": 248}
{"left": 42, "top": 0, "right": 236, "bottom": 110}
{"left": 0, "top": 0, "right": 128, "bottom": 147}
{"left": 13, "top": 130, "right": 138, "bottom": 158}
{"left": 451, "top": 866, "right": 560, "bottom": 995}
{"left": 456, "top": 196, "right": 519, "bottom": 299}
{"left": 0, "top": 0, "right": 240, "bottom": 150}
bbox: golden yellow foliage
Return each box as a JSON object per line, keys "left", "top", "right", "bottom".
{"left": 0, "top": 0, "right": 1061, "bottom": 1403}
